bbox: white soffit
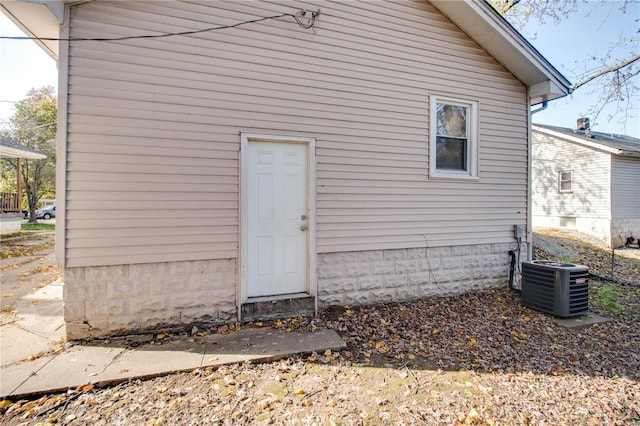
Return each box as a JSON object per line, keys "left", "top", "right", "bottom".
{"left": 430, "top": 0, "right": 572, "bottom": 105}
{"left": 0, "top": 1, "right": 63, "bottom": 61}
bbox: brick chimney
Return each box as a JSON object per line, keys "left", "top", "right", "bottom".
{"left": 577, "top": 117, "right": 590, "bottom": 131}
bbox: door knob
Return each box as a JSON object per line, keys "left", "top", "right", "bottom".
{"left": 300, "top": 224, "right": 308, "bottom": 231}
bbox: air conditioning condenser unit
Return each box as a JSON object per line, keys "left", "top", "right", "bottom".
{"left": 521, "top": 260, "right": 589, "bottom": 318}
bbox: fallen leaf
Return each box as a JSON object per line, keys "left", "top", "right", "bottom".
{"left": 76, "top": 383, "right": 94, "bottom": 392}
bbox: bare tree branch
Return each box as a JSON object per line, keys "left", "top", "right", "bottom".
{"left": 489, "top": 0, "right": 639, "bottom": 131}
{"left": 573, "top": 54, "right": 640, "bottom": 90}
{"left": 500, "top": 0, "right": 523, "bottom": 14}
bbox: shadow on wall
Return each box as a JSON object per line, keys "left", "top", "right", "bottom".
{"left": 532, "top": 134, "right": 604, "bottom": 221}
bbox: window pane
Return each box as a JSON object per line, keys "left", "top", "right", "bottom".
{"left": 559, "top": 216, "right": 576, "bottom": 227}
{"left": 437, "top": 103, "right": 467, "bottom": 137}
{"left": 436, "top": 137, "right": 467, "bottom": 170}
{"left": 559, "top": 171, "right": 572, "bottom": 191}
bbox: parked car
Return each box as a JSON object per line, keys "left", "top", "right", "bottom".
{"left": 36, "top": 205, "right": 56, "bottom": 220}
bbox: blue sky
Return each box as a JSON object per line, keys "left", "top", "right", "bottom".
{"left": 520, "top": 1, "right": 639, "bottom": 137}
{"left": 0, "top": 13, "right": 58, "bottom": 128}
{"left": 0, "top": 2, "right": 638, "bottom": 137}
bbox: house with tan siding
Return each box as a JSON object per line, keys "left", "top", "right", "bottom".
{"left": 532, "top": 121, "right": 640, "bottom": 248}
{"left": 2, "top": 0, "right": 571, "bottom": 340}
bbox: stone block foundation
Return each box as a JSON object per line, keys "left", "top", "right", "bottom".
{"left": 317, "top": 242, "right": 519, "bottom": 308}
{"left": 63, "top": 258, "right": 237, "bottom": 340}
{"left": 62, "top": 242, "right": 522, "bottom": 339}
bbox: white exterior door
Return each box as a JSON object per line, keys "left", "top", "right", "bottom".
{"left": 245, "top": 139, "right": 309, "bottom": 298}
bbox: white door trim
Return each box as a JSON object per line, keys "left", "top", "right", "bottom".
{"left": 238, "top": 133, "right": 316, "bottom": 319}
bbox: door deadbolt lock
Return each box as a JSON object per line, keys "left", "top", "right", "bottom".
{"left": 301, "top": 214, "right": 306, "bottom": 220}
{"left": 300, "top": 224, "right": 308, "bottom": 231}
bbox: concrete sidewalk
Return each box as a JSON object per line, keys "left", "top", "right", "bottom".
{"left": 1, "top": 326, "right": 346, "bottom": 399}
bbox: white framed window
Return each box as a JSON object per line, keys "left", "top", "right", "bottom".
{"left": 559, "top": 216, "right": 576, "bottom": 228}
{"left": 430, "top": 96, "right": 478, "bottom": 179}
{"left": 559, "top": 171, "right": 572, "bottom": 192}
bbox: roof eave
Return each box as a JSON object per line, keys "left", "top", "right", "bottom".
{"left": 532, "top": 125, "right": 639, "bottom": 156}
{"left": 430, "top": 0, "right": 572, "bottom": 105}
{"left": 0, "top": 146, "right": 47, "bottom": 160}
{"left": 0, "top": 1, "right": 66, "bottom": 61}
{"left": 619, "top": 151, "right": 640, "bottom": 158}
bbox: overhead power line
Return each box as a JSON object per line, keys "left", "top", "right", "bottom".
{"left": 0, "top": 9, "right": 320, "bottom": 42}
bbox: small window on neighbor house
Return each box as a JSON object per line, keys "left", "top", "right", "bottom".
{"left": 559, "top": 216, "right": 576, "bottom": 228}
{"left": 559, "top": 171, "right": 572, "bottom": 192}
{"left": 430, "top": 96, "right": 478, "bottom": 179}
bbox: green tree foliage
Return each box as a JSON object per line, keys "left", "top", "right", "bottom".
{"left": 489, "top": 0, "right": 639, "bottom": 129}
{"left": 1, "top": 86, "right": 57, "bottom": 222}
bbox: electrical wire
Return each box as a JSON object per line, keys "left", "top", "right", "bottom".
{"left": 0, "top": 10, "right": 318, "bottom": 42}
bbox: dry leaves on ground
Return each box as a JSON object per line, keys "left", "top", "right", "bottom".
{"left": 1, "top": 230, "right": 639, "bottom": 425}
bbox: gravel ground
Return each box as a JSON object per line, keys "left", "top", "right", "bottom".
{"left": 1, "top": 229, "right": 639, "bottom": 425}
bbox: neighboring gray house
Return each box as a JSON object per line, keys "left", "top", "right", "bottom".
{"left": 532, "top": 120, "right": 640, "bottom": 248}
{"left": 2, "top": 0, "right": 571, "bottom": 340}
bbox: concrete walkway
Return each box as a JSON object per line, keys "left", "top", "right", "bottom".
{"left": 1, "top": 231, "right": 345, "bottom": 399}
{"left": 1, "top": 326, "right": 345, "bottom": 399}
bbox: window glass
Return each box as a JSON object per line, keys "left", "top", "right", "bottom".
{"left": 437, "top": 104, "right": 467, "bottom": 137}
{"left": 559, "top": 216, "right": 576, "bottom": 227}
{"left": 559, "top": 171, "right": 572, "bottom": 192}
{"left": 435, "top": 103, "right": 468, "bottom": 171}
{"left": 436, "top": 137, "right": 467, "bottom": 170}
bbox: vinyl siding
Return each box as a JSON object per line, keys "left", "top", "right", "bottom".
{"left": 611, "top": 157, "right": 640, "bottom": 219}
{"left": 64, "top": 0, "right": 528, "bottom": 267}
{"left": 531, "top": 132, "right": 611, "bottom": 222}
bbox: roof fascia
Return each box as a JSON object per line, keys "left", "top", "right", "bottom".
{"left": 430, "top": 0, "right": 572, "bottom": 105}
{"left": 0, "top": 146, "right": 47, "bottom": 159}
{"left": 0, "top": 0, "right": 87, "bottom": 61}
{"left": 532, "top": 125, "right": 621, "bottom": 155}
{"left": 0, "top": 1, "right": 62, "bottom": 61}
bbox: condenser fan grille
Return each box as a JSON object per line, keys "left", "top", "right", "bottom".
{"left": 521, "top": 261, "right": 589, "bottom": 318}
